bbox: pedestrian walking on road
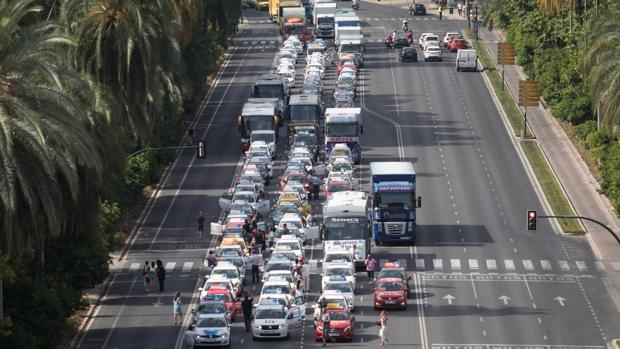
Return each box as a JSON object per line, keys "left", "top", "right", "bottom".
{"left": 197, "top": 211, "right": 205, "bottom": 239}
{"left": 439, "top": 6, "right": 443, "bottom": 20}
{"left": 149, "top": 261, "right": 157, "bottom": 290}
{"left": 156, "top": 260, "right": 166, "bottom": 292}
{"left": 321, "top": 311, "right": 332, "bottom": 346}
{"left": 143, "top": 261, "right": 152, "bottom": 291}
{"left": 379, "top": 310, "right": 389, "bottom": 345}
{"left": 173, "top": 291, "right": 183, "bottom": 325}
{"left": 282, "top": 223, "right": 290, "bottom": 236}
{"left": 241, "top": 294, "right": 254, "bottom": 332}
{"left": 250, "top": 251, "right": 262, "bottom": 283}
{"left": 365, "top": 255, "right": 377, "bottom": 283}
{"left": 310, "top": 172, "right": 321, "bottom": 200}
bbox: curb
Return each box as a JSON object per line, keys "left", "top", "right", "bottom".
{"left": 68, "top": 40, "right": 239, "bottom": 349}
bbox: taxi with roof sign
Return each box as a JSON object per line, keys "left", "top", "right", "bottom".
{"left": 322, "top": 280, "right": 354, "bottom": 311}
{"left": 314, "top": 304, "right": 356, "bottom": 342}
{"left": 321, "top": 263, "right": 356, "bottom": 292}
{"left": 376, "top": 261, "right": 411, "bottom": 297}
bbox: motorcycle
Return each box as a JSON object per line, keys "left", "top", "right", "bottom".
{"left": 402, "top": 23, "right": 409, "bottom": 32}
{"left": 352, "top": 1, "right": 359, "bottom": 10}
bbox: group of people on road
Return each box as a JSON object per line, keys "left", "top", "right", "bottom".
{"left": 143, "top": 260, "right": 167, "bottom": 292}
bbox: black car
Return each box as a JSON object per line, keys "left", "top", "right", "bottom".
{"left": 393, "top": 31, "right": 410, "bottom": 49}
{"left": 400, "top": 47, "right": 418, "bottom": 62}
{"left": 409, "top": 3, "right": 427, "bottom": 15}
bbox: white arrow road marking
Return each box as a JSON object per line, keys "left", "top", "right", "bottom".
{"left": 443, "top": 294, "right": 455, "bottom": 305}
{"left": 554, "top": 296, "right": 566, "bottom": 306}
{"left": 486, "top": 259, "right": 497, "bottom": 270}
{"left": 182, "top": 262, "right": 193, "bottom": 273}
{"left": 498, "top": 295, "right": 511, "bottom": 305}
{"left": 541, "top": 260, "right": 552, "bottom": 271}
{"left": 576, "top": 261, "right": 588, "bottom": 271}
{"left": 523, "top": 260, "right": 534, "bottom": 271}
{"left": 416, "top": 259, "right": 425, "bottom": 269}
{"left": 165, "top": 262, "right": 176, "bottom": 271}
{"left": 504, "top": 260, "right": 515, "bottom": 271}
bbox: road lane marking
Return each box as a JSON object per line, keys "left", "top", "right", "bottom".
{"left": 165, "top": 262, "right": 176, "bottom": 271}
{"left": 486, "top": 259, "right": 497, "bottom": 270}
{"left": 541, "top": 260, "right": 552, "bottom": 271}
{"left": 182, "top": 262, "right": 193, "bottom": 273}
{"left": 504, "top": 259, "right": 515, "bottom": 271}
{"left": 469, "top": 259, "right": 479, "bottom": 270}
{"left": 558, "top": 260, "right": 570, "bottom": 271}
{"left": 576, "top": 261, "right": 588, "bottom": 272}
{"left": 450, "top": 259, "right": 461, "bottom": 270}
{"left": 130, "top": 263, "right": 141, "bottom": 271}
{"left": 522, "top": 260, "right": 534, "bottom": 271}
{"left": 102, "top": 277, "right": 138, "bottom": 348}
{"left": 433, "top": 259, "right": 443, "bottom": 269}
{"left": 416, "top": 259, "right": 426, "bottom": 269}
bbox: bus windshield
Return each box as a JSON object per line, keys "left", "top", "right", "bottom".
{"left": 245, "top": 116, "right": 274, "bottom": 131}
{"left": 325, "top": 122, "right": 359, "bottom": 137}
{"left": 254, "top": 84, "right": 284, "bottom": 98}
{"left": 289, "top": 105, "right": 319, "bottom": 121}
{"left": 323, "top": 217, "right": 366, "bottom": 240}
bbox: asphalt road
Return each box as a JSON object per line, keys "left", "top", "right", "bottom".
{"left": 77, "top": 1, "right": 620, "bottom": 349}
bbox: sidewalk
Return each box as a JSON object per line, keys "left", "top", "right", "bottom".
{"left": 478, "top": 27, "right": 620, "bottom": 262}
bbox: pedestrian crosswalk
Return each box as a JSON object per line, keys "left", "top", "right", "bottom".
{"left": 113, "top": 258, "right": 620, "bottom": 275}
{"left": 235, "top": 40, "right": 279, "bottom": 49}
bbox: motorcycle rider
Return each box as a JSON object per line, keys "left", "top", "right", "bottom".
{"left": 402, "top": 19, "right": 408, "bottom": 32}
{"left": 407, "top": 29, "right": 413, "bottom": 45}
{"left": 352, "top": 0, "right": 359, "bottom": 9}
{"left": 385, "top": 32, "right": 394, "bottom": 49}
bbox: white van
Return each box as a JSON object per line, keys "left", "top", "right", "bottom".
{"left": 456, "top": 49, "right": 477, "bottom": 71}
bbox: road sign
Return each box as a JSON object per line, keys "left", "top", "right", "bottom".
{"left": 519, "top": 80, "right": 539, "bottom": 107}
{"left": 497, "top": 42, "right": 515, "bottom": 65}
{"left": 554, "top": 296, "right": 566, "bottom": 306}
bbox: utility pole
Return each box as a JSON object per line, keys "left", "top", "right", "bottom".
{"left": 467, "top": 0, "right": 471, "bottom": 28}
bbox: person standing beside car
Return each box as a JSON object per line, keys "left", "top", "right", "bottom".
{"left": 241, "top": 294, "right": 254, "bottom": 332}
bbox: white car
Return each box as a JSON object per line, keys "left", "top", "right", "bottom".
{"left": 419, "top": 32, "right": 434, "bottom": 47}
{"left": 193, "top": 314, "right": 231, "bottom": 347}
{"left": 274, "top": 239, "right": 303, "bottom": 257}
{"left": 285, "top": 37, "right": 303, "bottom": 54}
{"left": 200, "top": 276, "right": 239, "bottom": 301}
{"left": 262, "top": 259, "right": 294, "bottom": 282}
{"left": 271, "top": 250, "right": 299, "bottom": 263}
{"left": 252, "top": 305, "right": 304, "bottom": 340}
{"left": 209, "top": 262, "right": 242, "bottom": 290}
{"left": 276, "top": 67, "right": 296, "bottom": 87}
{"left": 322, "top": 280, "right": 355, "bottom": 311}
{"left": 422, "top": 35, "right": 440, "bottom": 49}
{"left": 424, "top": 46, "right": 443, "bottom": 61}
{"left": 322, "top": 250, "right": 354, "bottom": 273}
{"left": 264, "top": 270, "right": 296, "bottom": 288}
{"left": 258, "top": 280, "right": 293, "bottom": 307}
{"left": 327, "top": 158, "right": 354, "bottom": 178}
{"left": 249, "top": 141, "right": 274, "bottom": 159}
{"left": 322, "top": 264, "right": 356, "bottom": 292}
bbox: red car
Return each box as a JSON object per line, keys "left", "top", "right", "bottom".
{"left": 450, "top": 39, "right": 469, "bottom": 52}
{"left": 374, "top": 278, "right": 408, "bottom": 310}
{"left": 324, "top": 178, "right": 352, "bottom": 198}
{"left": 336, "top": 61, "right": 357, "bottom": 75}
{"left": 315, "top": 306, "right": 356, "bottom": 342}
{"left": 203, "top": 285, "right": 241, "bottom": 321}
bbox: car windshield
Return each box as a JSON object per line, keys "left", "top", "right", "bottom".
{"left": 207, "top": 282, "right": 231, "bottom": 290}
{"left": 281, "top": 220, "right": 302, "bottom": 229}
{"left": 326, "top": 268, "right": 352, "bottom": 277}
{"left": 379, "top": 270, "right": 406, "bottom": 280}
{"left": 256, "top": 308, "right": 286, "bottom": 319}
{"left": 329, "top": 312, "right": 350, "bottom": 320}
{"left": 325, "top": 254, "right": 352, "bottom": 263}
{"left": 262, "top": 285, "right": 290, "bottom": 294}
{"left": 197, "top": 303, "right": 227, "bottom": 314}
{"left": 217, "top": 249, "right": 242, "bottom": 257}
{"left": 277, "top": 241, "right": 300, "bottom": 250}
{"left": 221, "top": 258, "right": 243, "bottom": 268}
{"left": 269, "top": 274, "right": 293, "bottom": 283}
{"left": 323, "top": 217, "right": 366, "bottom": 240}
{"left": 212, "top": 269, "right": 239, "bottom": 279}
{"left": 325, "top": 283, "right": 352, "bottom": 293}
{"left": 251, "top": 133, "right": 275, "bottom": 143}
{"left": 378, "top": 281, "right": 404, "bottom": 291}
{"left": 196, "top": 317, "right": 227, "bottom": 328}
{"left": 374, "top": 192, "right": 415, "bottom": 211}
{"left": 204, "top": 293, "right": 232, "bottom": 302}
{"left": 266, "top": 262, "right": 291, "bottom": 272}
{"left": 233, "top": 193, "right": 255, "bottom": 203}
{"left": 333, "top": 163, "right": 352, "bottom": 172}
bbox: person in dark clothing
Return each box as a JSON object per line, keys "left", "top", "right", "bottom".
{"left": 241, "top": 294, "right": 254, "bottom": 332}
{"left": 243, "top": 220, "right": 252, "bottom": 242}
{"left": 156, "top": 259, "right": 166, "bottom": 291}
{"left": 197, "top": 211, "right": 205, "bottom": 239}
{"left": 256, "top": 229, "right": 265, "bottom": 251}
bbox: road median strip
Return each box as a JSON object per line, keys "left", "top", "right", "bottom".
{"left": 466, "top": 30, "right": 584, "bottom": 235}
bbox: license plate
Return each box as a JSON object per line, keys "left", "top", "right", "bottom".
{"left": 385, "top": 301, "right": 395, "bottom": 304}
{"left": 263, "top": 330, "right": 278, "bottom": 333}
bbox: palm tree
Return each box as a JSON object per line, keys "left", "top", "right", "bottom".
{"left": 537, "top": 0, "right": 580, "bottom": 30}
{"left": 62, "top": 0, "right": 182, "bottom": 140}
{"left": 0, "top": 0, "right": 106, "bottom": 255}
{"left": 582, "top": 2, "right": 620, "bottom": 133}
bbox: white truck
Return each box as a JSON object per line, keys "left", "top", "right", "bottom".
{"left": 335, "top": 26, "right": 361, "bottom": 46}
{"left": 322, "top": 191, "right": 370, "bottom": 270}
{"left": 313, "top": 2, "right": 336, "bottom": 38}
{"left": 338, "top": 34, "right": 364, "bottom": 66}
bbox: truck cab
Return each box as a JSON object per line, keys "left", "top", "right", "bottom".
{"left": 287, "top": 94, "right": 322, "bottom": 133}
{"left": 338, "top": 37, "right": 364, "bottom": 67}
{"left": 238, "top": 101, "right": 279, "bottom": 151}
{"left": 324, "top": 108, "right": 362, "bottom": 164}
{"left": 369, "top": 162, "right": 422, "bottom": 245}
{"left": 251, "top": 74, "right": 288, "bottom": 120}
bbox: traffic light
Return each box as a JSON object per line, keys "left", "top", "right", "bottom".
{"left": 197, "top": 140, "right": 205, "bottom": 159}
{"left": 527, "top": 210, "right": 537, "bottom": 230}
